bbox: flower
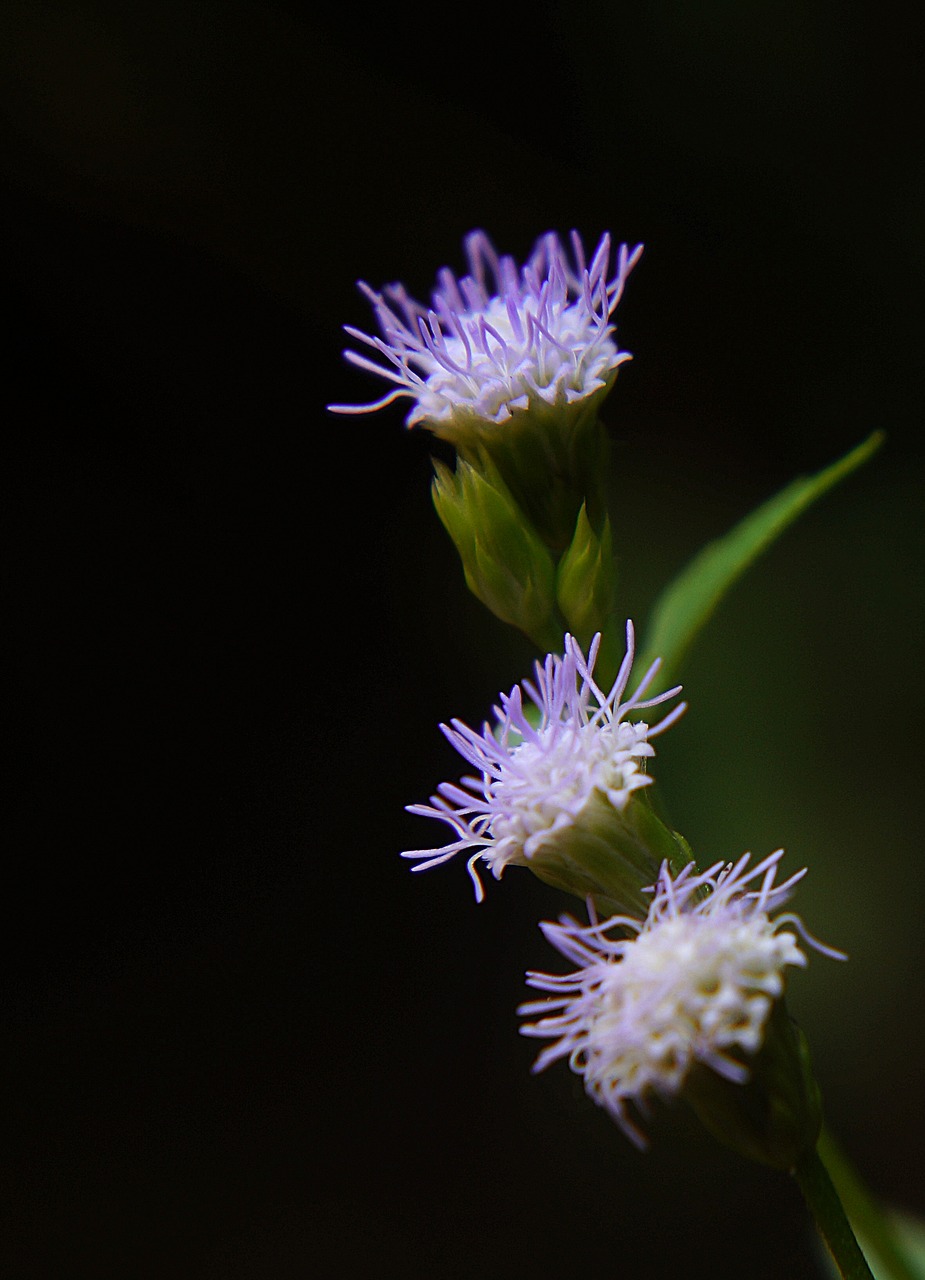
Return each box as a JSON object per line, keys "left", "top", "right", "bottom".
{"left": 402, "top": 622, "right": 685, "bottom": 904}
{"left": 518, "top": 851, "right": 844, "bottom": 1148}
{"left": 328, "top": 230, "right": 642, "bottom": 435}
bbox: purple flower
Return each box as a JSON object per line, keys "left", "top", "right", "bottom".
{"left": 519, "top": 851, "right": 844, "bottom": 1147}
{"left": 403, "top": 622, "right": 684, "bottom": 901}
{"left": 329, "top": 230, "right": 642, "bottom": 435}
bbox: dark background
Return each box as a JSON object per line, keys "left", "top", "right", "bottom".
{"left": 2, "top": 2, "right": 924, "bottom": 1276}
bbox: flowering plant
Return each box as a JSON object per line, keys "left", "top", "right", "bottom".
{"left": 331, "top": 229, "right": 910, "bottom": 1280}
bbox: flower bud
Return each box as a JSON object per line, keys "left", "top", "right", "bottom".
{"left": 431, "top": 455, "right": 562, "bottom": 651}
{"left": 553, "top": 503, "right": 626, "bottom": 685}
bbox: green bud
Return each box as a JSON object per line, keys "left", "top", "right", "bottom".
{"left": 553, "top": 503, "right": 627, "bottom": 686}
{"left": 432, "top": 456, "right": 564, "bottom": 651}
{"left": 556, "top": 505, "right": 616, "bottom": 642}
{"left": 684, "top": 998, "right": 823, "bottom": 1172}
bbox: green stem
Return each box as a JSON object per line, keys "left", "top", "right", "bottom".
{"left": 794, "top": 1145, "right": 875, "bottom": 1280}
{"left": 819, "top": 1128, "right": 921, "bottom": 1280}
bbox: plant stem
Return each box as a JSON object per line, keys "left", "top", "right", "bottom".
{"left": 819, "top": 1128, "right": 921, "bottom": 1280}
{"left": 794, "top": 1144, "right": 876, "bottom": 1280}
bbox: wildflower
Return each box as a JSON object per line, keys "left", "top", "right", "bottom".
{"left": 403, "top": 622, "right": 686, "bottom": 911}
{"left": 329, "top": 230, "right": 643, "bottom": 551}
{"left": 328, "top": 230, "right": 642, "bottom": 435}
{"left": 519, "top": 851, "right": 844, "bottom": 1151}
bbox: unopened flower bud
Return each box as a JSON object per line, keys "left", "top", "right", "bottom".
{"left": 555, "top": 504, "right": 622, "bottom": 681}
{"left": 431, "top": 456, "right": 562, "bottom": 650}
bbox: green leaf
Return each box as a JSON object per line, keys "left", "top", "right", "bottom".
{"left": 870, "top": 1215, "right": 925, "bottom": 1280}
{"left": 638, "top": 431, "right": 884, "bottom": 683}
{"left": 818, "top": 1211, "right": 925, "bottom": 1280}
{"left": 817, "top": 1130, "right": 925, "bottom": 1280}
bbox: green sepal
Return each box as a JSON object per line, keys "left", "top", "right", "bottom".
{"left": 630, "top": 792, "right": 695, "bottom": 880}
{"left": 684, "top": 998, "right": 823, "bottom": 1172}
{"left": 638, "top": 431, "right": 884, "bottom": 685}
{"left": 525, "top": 790, "right": 695, "bottom": 920}
{"left": 444, "top": 395, "right": 614, "bottom": 555}
{"left": 432, "top": 455, "right": 564, "bottom": 651}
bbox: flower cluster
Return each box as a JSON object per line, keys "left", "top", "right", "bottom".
{"left": 329, "top": 230, "right": 642, "bottom": 435}
{"left": 403, "top": 623, "right": 685, "bottom": 901}
{"left": 519, "top": 851, "right": 843, "bottom": 1147}
{"left": 330, "top": 227, "right": 854, "bottom": 1177}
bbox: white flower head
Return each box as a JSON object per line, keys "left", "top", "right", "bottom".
{"left": 328, "top": 230, "right": 643, "bottom": 434}
{"left": 519, "top": 851, "right": 845, "bottom": 1148}
{"left": 403, "top": 621, "right": 685, "bottom": 901}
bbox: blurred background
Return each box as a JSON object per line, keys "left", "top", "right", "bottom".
{"left": 2, "top": 1, "right": 923, "bottom": 1276}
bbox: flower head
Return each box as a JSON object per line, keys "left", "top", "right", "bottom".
{"left": 403, "top": 622, "right": 685, "bottom": 904}
{"left": 328, "top": 230, "right": 642, "bottom": 436}
{"left": 519, "top": 851, "right": 844, "bottom": 1148}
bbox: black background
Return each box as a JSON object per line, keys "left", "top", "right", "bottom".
{"left": 2, "top": 2, "right": 924, "bottom": 1277}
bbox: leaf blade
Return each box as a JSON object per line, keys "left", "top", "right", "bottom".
{"left": 638, "top": 431, "right": 884, "bottom": 682}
